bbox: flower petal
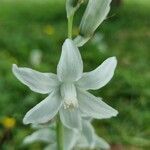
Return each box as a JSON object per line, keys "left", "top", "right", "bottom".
{"left": 64, "top": 127, "right": 79, "bottom": 150}
{"left": 82, "top": 119, "right": 110, "bottom": 149}
{"left": 23, "top": 91, "right": 62, "bottom": 124}
{"left": 12, "top": 64, "right": 59, "bottom": 94}
{"left": 77, "top": 57, "right": 117, "bottom": 90}
{"left": 77, "top": 89, "right": 118, "bottom": 119}
{"left": 80, "top": 0, "right": 111, "bottom": 35}
{"left": 74, "top": 35, "right": 91, "bottom": 47}
{"left": 94, "top": 135, "right": 110, "bottom": 150}
{"left": 23, "top": 128, "right": 55, "bottom": 144}
{"left": 59, "top": 107, "right": 82, "bottom": 130}
{"left": 44, "top": 144, "right": 57, "bottom": 150}
{"left": 57, "top": 39, "right": 83, "bottom": 82}
{"left": 82, "top": 120, "right": 95, "bottom": 147}
{"left": 76, "top": 135, "right": 89, "bottom": 149}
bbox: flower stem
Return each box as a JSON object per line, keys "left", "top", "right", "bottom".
{"left": 57, "top": 115, "right": 64, "bottom": 150}
{"left": 68, "top": 14, "right": 74, "bottom": 39}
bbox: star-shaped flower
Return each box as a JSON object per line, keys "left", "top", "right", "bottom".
{"left": 12, "top": 39, "right": 118, "bottom": 129}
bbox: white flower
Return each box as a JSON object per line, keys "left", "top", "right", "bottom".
{"left": 75, "top": 118, "right": 110, "bottom": 150}
{"left": 12, "top": 38, "right": 118, "bottom": 129}
{"left": 23, "top": 119, "right": 110, "bottom": 150}
{"left": 23, "top": 125, "right": 78, "bottom": 150}
{"left": 74, "top": 0, "right": 112, "bottom": 47}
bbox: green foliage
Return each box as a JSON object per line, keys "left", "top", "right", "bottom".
{"left": 0, "top": 0, "right": 149, "bottom": 149}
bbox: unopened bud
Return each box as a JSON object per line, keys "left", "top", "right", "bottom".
{"left": 74, "top": 0, "right": 112, "bottom": 47}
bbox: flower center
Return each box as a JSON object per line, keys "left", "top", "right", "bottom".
{"left": 63, "top": 98, "right": 78, "bottom": 109}
{"left": 60, "top": 83, "right": 78, "bottom": 109}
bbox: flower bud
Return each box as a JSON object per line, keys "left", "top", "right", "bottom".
{"left": 74, "top": 0, "right": 112, "bottom": 47}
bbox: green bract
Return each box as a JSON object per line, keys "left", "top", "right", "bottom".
{"left": 12, "top": 39, "right": 118, "bottom": 130}
{"left": 74, "top": 0, "right": 112, "bottom": 47}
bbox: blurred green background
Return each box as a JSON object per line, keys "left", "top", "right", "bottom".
{"left": 0, "top": 0, "right": 149, "bottom": 149}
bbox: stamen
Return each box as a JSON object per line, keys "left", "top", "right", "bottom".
{"left": 60, "top": 83, "right": 78, "bottom": 109}
{"left": 63, "top": 98, "right": 78, "bottom": 109}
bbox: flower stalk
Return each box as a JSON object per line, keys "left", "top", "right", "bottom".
{"left": 68, "top": 14, "right": 74, "bottom": 39}
{"left": 57, "top": 9, "right": 74, "bottom": 149}
{"left": 57, "top": 115, "right": 64, "bottom": 150}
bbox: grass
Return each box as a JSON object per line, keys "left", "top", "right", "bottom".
{"left": 0, "top": 0, "right": 150, "bottom": 149}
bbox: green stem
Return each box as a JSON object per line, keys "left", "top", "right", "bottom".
{"left": 57, "top": 115, "right": 64, "bottom": 150}
{"left": 68, "top": 14, "right": 74, "bottom": 39}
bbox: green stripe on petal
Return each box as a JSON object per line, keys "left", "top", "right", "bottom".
{"left": 76, "top": 57, "right": 117, "bottom": 90}
{"left": 77, "top": 89, "right": 118, "bottom": 119}
{"left": 12, "top": 64, "right": 59, "bottom": 94}
{"left": 23, "top": 90, "right": 62, "bottom": 124}
{"left": 57, "top": 39, "right": 83, "bottom": 82}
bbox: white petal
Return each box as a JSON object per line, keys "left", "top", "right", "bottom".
{"left": 23, "top": 128, "right": 55, "bottom": 144}
{"left": 82, "top": 116, "right": 93, "bottom": 122}
{"left": 82, "top": 120, "right": 95, "bottom": 147}
{"left": 61, "top": 83, "right": 77, "bottom": 99}
{"left": 81, "top": 0, "right": 111, "bottom": 33}
{"left": 94, "top": 135, "right": 110, "bottom": 150}
{"left": 57, "top": 39, "right": 83, "bottom": 82}
{"left": 64, "top": 127, "right": 79, "bottom": 150}
{"left": 31, "top": 122, "right": 55, "bottom": 129}
{"left": 12, "top": 64, "right": 59, "bottom": 94}
{"left": 77, "top": 0, "right": 111, "bottom": 46}
{"left": 59, "top": 107, "right": 82, "bottom": 130}
{"left": 76, "top": 135, "right": 110, "bottom": 150}
{"left": 44, "top": 144, "right": 57, "bottom": 150}
{"left": 23, "top": 91, "right": 62, "bottom": 124}
{"left": 82, "top": 119, "right": 110, "bottom": 149}
{"left": 77, "top": 89, "right": 118, "bottom": 119}
{"left": 74, "top": 35, "right": 91, "bottom": 47}
{"left": 77, "top": 57, "right": 117, "bottom": 90}
{"left": 75, "top": 135, "right": 89, "bottom": 149}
